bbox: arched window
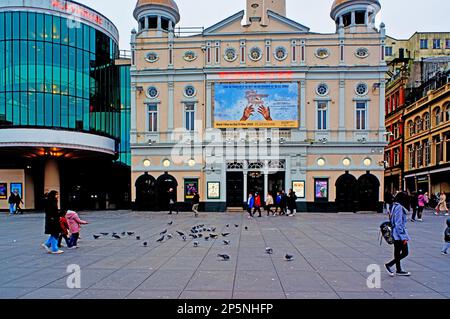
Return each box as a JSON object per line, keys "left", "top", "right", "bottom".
{"left": 408, "top": 120, "right": 415, "bottom": 136}
{"left": 445, "top": 104, "right": 450, "bottom": 122}
{"left": 434, "top": 107, "right": 442, "bottom": 126}
{"left": 415, "top": 117, "right": 422, "bottom": 133}
{"left": 423, "top": 112, "right": 430, "bottom": 130}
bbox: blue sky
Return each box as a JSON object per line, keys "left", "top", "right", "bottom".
{"left": 79, "top": 0, "right": 450, "bottom": 50}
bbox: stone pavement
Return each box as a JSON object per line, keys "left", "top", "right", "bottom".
{"left": 0, "top": 210, "right": 449, "bottom": 299}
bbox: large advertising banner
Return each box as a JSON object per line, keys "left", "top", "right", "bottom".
{"left": 214, "top": 83, "right": 299, "bottom": 128}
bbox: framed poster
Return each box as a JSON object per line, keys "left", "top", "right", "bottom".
{"left": 0, "top": 183, "right": 7, "bottom": 200}
{"left": 10, "top": 183, "right": 23, "bottom": 199}
{"left": 292, "top": 181, "right": 305, "bottom": 199}
{"left": 184, "top": 179, "right": 199, "bottom": 201}
{"left": 207, "top": 182, "right": 220, "bottom": 200}
{"left": 314, "top": 179, "right": 329, "bottom": 201}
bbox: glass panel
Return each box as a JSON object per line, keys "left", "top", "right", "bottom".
{"left": 68, "top": 18, "right": 76, "bottom": 46}
{"left": 20, "top": 12, "right": 28, "bottom": 40}
{"left": 0, "top": 92, "right": 5, "bottom": 124}
{"left": 60, "top": 45, "right": 68, "bottom": 95}
{"left": 44, "top": 93, "right": 52, "bottom": 126}
{"left": 68, "top": 96, "right": 76, "bottom": 128}
{"left": 0, "top": 13, "right": 4, "bottom": 40}
{"left": 20, "top": 92, "right": 28, "bottom": 125}
{"left": 53, "top": 44, "right": 60, "bottom": 94}
{"left": 83, "top": 99, "right": 89, "bottom": 131}
{"left": 68, "top": 47, "right": 76, "bottom": 96}
{"left": 53, "top": 94, "right": 60, "bottom": 127}
{"left": 20, "top": 41, "right": 28, "bottom": 91}
{"left": 44, "top": 42, "right": 52, "bottom": 93}
{"left": 5, "top": 41, "right": 12, "bottom": 91}
{"left": 52, "top": 16, "right": 61, "bottom": 43}
{"left": 36, "top": 13, "right": 44, "bottom": 41}
{"left": 5, "top": 13, "right": 12, "bottom": 40}
{"left": 29, "top": 91, "right": 36, "bottom": 126}
{"left": 12, "top": 91, "right": 19, "bottom": 125}
{"left": 36, "top": 92, "right": 44, "bottom": 126}
{"left": 0, "top": 41, "right": 4, "bottom": 92}
{"left": 12, "top": 41, "right": 19, "bottom": 91}
{"left": 61, "top": 16, "right": 68, "bottom": 44}
{"left": 6, "top": 92, "right": 12, "bottom": 123}
{"left": 28, "top": 41, "right": 36, "bottom": 92}
{"left": 83, "top": 24, "right": 90, "bottom": 52}
{"left": 36, "top": 41, "right": 44, "bottom": 92}
{"left": 45, "top": 14, "right": 52, "bottom": 42}
{"left": 76, "top": 49, "right": 83, "bottom": 97}
{"left": 12, "top": 12, "right": 20, "bottom": 40}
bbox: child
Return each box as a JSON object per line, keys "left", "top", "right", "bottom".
{"left": 58, "top": 211, "right": 71, "bottom": 249}
{"left": 66, "top": 210, "right": 89, "bottom": 249}
{"left": 442, "top": 218, "right": 450, "bottom": 255}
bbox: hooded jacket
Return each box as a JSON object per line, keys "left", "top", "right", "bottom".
{"left": 66, "top": 210, "right": 88, "bottom": 234}
{"left": 390, "top": 202, "right": 411, "bottom": 241}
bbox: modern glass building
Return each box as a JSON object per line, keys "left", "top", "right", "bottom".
{"left": 0, "top": 0, "right": 131, "bottom": 211}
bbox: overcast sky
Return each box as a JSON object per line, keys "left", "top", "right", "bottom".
{"left": 79, "top": 0, "right": 450, "bottom": 50}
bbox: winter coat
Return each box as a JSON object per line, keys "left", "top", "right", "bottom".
{"left": 266, "top": 195, "right": 274, "bottom": 206}
{"left": 438, "top": 194, "right": 448, "bottom": 212}
{"left": 8, "top": 194, "right": 16, "bottom": 205}
{"left": 287, "top": 192, "right": 298, "bottom": 210}
{"left": 276, "top": 195, "right": 282, "bottom": 205}
{"left": 390, "top": 202, "right": 411, "bottom": 241}
{"left": 418, "top": 195, "right": 428, "bottom": 207}
{"left": 44, "top": 199, "right": 60, "bottom": 235}
{"left": 66, "top": 210, "right": 88, "bottom": 234}
{"left": 59, "top": 216, "right": 69, "bottom": 236}
{"left": 254, "top": 196, "right": 262, "bottom": 207}
{"left": 247, "top": 197, "right": 254, "bottom": 209}
{"left": 192, "top": 194, "right": 200, "bottom": 205}
{"left": 168, "top": 191, "right": 176, "bottom": 205}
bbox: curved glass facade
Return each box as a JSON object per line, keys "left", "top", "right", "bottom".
{"left": 0, "top": 11, "right": 121, "bottom": 140}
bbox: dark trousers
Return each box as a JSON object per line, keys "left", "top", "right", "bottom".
{"left": 266, "top": 205, "right": 274, "bottom": 215}
{"left": 247, "top": 207, "right": 253, "bottom": 217}
{"left": 253, "top": 206, "right": 262, "bottom": 217}
{"left": 169, "top": 203, "right": 178, "bottom": 215}
{"left": 58, "top": 233, "right": 71, "bottom": 248}
{"left": 411, "top": 206, "right": 418, "bottom": 220}
{"left": 68, "top": 232, "right": 80, "bottom": 247}
{"left": 412, "top": 206, "right": 424, "bottom": 220}
{"left": 387, "top": 240, "right": 409, "bottom": 272}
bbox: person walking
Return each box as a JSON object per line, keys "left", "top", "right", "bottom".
{"left": 168, "top": 188, "right": 178, "bottom": 215}
{"left": 246, "top": 193, "right": 254, "bottom": 218}
{"left": 8, "top": 192, "right": 17, "bottom": 216}
{"left": 192, "top": 192, "right": 200, "bottom": 218}
{"left": 265, "top": 193, "right": 275, "bottom": 216}
{"left": 287, "top": 189, "right": 298, "bottom": 217}
{"left": 384, "top": 190, "right": 393, "bottom": 214}
{"left": 13, "top": 190, "right": 24, "bottom": 214}
{"left": 42, "top": 191, "right": 64, "bottom": 254}
{"left": 66, "top": 210, "right": 89, "bottom": 249}
{"left": 253, "top": 192, "right": 262, "bottom": 218}
{"left": 58, "top": 210, "right": 71, "bottom": 249}
{"left": 416, "top": 191, "right": 428, "bottom": 222}
{"left": 275, "top": 192, "right": 282, "bottom": 216}
{"left": 280, "top": 190, "right": 287, "bottom": 216}
{"left": 410, "top": 191, "right": 419, "bottom": 222}
{"left": 385, "top": 192, "right": 411, "bottom": 277}
{"left": 441, "top": 218, "right": 450, "bottom": 255}
{"left": 435, "top": 192, "right": 449, "bottom": 216}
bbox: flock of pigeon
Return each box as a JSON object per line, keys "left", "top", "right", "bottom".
{"left": 92, "top": 221, "right": 294, "bottom": 262}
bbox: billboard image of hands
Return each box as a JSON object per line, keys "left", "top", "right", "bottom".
{"left": 214, "top": 83, "right": 299, "bottom": 128}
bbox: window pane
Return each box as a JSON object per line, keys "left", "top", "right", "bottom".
{"left": 20, "top": 12, "right": 28, "bottom": 40}
{"left": 36, "top": 92, "right": 44, "bottom": 125}
{"left": 28, "top": 41, "right": 36, "bottom": 92}
{"left": 36, "top": 13, "right": 44, "bottom": 41}
{"left": 45, "top": 93, "right": 52, "bottom": 126}
{"left": 20, "top": 91, "right": 28, "bottom": 125}
{"left": 61, "top": 17, "right": 68, "bottom": 44}
{"left": 45, "top": 14, "right": 52, "bottom": 41}
{"left": 12, "top": 12, "right": 20, "bottom": 40}
{"left": 5, "top": 13, "right": 12, "bottom": 40}
{"left": 29, "top": 92, "right": 36, "bottom": 126}
{"left": 0, "top": 13, "right": 4, "bottom": 40}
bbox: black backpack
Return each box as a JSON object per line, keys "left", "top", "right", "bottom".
{"left": 379, "top": 210, "right": 395, "bottom": 245}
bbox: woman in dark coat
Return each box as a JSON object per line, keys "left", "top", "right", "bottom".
{"left": 287, "top": 189, "right": 298, "bottom": 217}
{"left": 42, "top": 191, "right": 63, "bottom": 254}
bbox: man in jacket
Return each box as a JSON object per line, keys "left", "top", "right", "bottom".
{"left": 385, "top": 192, "right": 411, "bottom": 277}
{"left": 192, "top": 192, "right": 200, "bottom": 218}
{"left": 253, "top": 193, "right": 262, "bottom": 218}
{"left": 247, "top": 194, "right": 254, "bottom": 218}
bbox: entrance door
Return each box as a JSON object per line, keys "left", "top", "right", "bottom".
{"left": 226, "top": 172, "right": 244, "bottom": 207}
{"left": 248, "top": 172, "right": 264, "bottom": 197}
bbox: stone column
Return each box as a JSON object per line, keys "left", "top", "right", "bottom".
{"left": 206, "top": 82, "right": 212, "bottom": 128}
{"left": 130, "top": 85, "right": 137, "bottom": 144}
{"left": 339, "top": 79, "right": 346, "bottom": 141}
{"left": 379, "top": 80, "right": 386, "bottom": 142}
{"left": 44, "top": 159, "right": 60, "bottom": 208}
{"left": 243, "top": 171, "right": 248, "bottom": 203}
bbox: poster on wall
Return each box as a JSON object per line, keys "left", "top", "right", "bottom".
{"left": 292, "top": 181, "right": 305, "bottom": 199}
{"left": 207, "top": 182, "right": 220, "bottom": 200}
{"left": 10, "top": 183, "right": 23, "bottom": 199}
{"left": 214, "top": 83, "right": 299, "bottom": 128}
{"left": 0, "top": 183, "right": 7, "bottom": 200}
{"left": 184, "top": 179, "right": 198, "bottom": 201}
{"left": 315, "top": 179, "right": 329, "bottom": 201}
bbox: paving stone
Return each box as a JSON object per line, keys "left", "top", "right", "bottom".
{"left": 139, "top": 270, "right": 195, "bottom": 291}
{"left": 73, "top": 289, "right": 131, "bottom": 299}
{"left": 179, "top": 290, "right": 233, "bottom": 299}
{"left": 126, "top": 289, "right": 182, "bottom": 299}
{"left": 235, "top": 270, "right": 283, "bottom": 292}
{"left": 19, "top": 288, "right": 83, "bottom": 299}
{"left": 185, "top": 271, "right": 235, "bottom": 291}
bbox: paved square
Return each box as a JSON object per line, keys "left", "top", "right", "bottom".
{"left": 0, "top": 211, "right": 449, "bottom": 299}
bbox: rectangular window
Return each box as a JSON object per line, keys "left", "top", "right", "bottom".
{"left": 420, "top": 39, "right": 428, "bottom": 49}
{"left": 417, "top": 144, "right": 423, "bottom": 167}
{"left": 446, "top": 39, "right": 450, "bottom": 49}
{"left": 434, "top": 136, "right": 443, "bottom": 163}
{"left": 424, "top": 140, "right": 431, "bottom": 166}
{"left": 433, "top": 39, "right": 441, "bottom": 49}
{"left": 148, "top": 104, "right": 158, "bottom": 132}
{"left": 317, "top": 102, "right": 327, "bottom": 130}
{"left": 393, "top": 123, "right": 399, "bottom": 140}
{"left": 185, "top": 103, "right": 195, "bottom": 131}
{"left": 408, "top": 146, "right": 415, "bottom": 169}
{"left": 206, "top": 47, "right": 211, "bottom": 64}
{"left": 394, "top": 148, "right": 400, "bottom": 166}
{"left": 385, "top": 46, "right": 393, "bottom": 56}
{"left": 240, "top": 45, "right": 245, "bottom": 64}
{"left": 292, "top": 44, "right": 297, "bottom": 63}
{"left": 356, "top": 102, "right": 367, "bottom": 130}
{"left": 215, "top": 46, "right": 220, "bottom": 64}
{"left": 385, "top": 151, "right": 391, "bottom": 168}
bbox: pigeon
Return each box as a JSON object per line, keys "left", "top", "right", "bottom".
{"left": 206, "top": 228, "right": 211, "bottom": 232}
{"left": 223, "top": 240, "right": 230, "bottom": 245}
{"left": 197, "top": 233, "right": 203, "bottom": 238}
{"left": 166, "top": 234, "right": 173, "bottom": 239}
{"left": 121, "top": 232, "right": 126, "bottom": 236}
{"left": 168, "top": 221, "right": 173, "bottom": 226}
{"left": 100, "top": 233, "right": 109, "bottom": 236}
{"left": 226, "top": 224, "right": 229, "bottom": 228}
{"left": 211, "top": 227, "right": 216, "bottom": 232}
{"left": 112, "top": 232, "right": 117, "bottom": 236}
{"left": 176, "top": 231, "right": 185, "bottom": 237}
{"left": 127, "top": 232, "right": 135, "bottom": 236}
{"left": 143, "top": 242, "right": 148, "bottom": 247}
{"left": 210, "top": 234, "right": 219, "bottom": 239}
{"left": 218, "top": 254, "right": 230, "bottom": 261}
{"left": 203, "top": 228, "right": 207, "bottom": 232}
{"left": 193, "top": 241, "right": 199, "bottom": 247}
{"left": 285, "top": 254, "right": 294, "bottom": 261}
{"left": 204, "top": 237, "right": 210, "bottom": 241}
{"left": 136, "top": 236, "right": 141, "bottom": 240}
{"left": 93, "top": 235, "right": 101, "bottom": 240}
{"left": 156, "top": 235, "right": 165, "bottom": 243}
{"left": 266, "top": 247, "right": 273, "bottom": 255}
{"left": 245, "top": 227, "right": 248, "bottom": 231}
{"left": 112, "top": 235, "right": 121, "bottom": 239}
{"left": 222, "top": 233, "right": 230, "bottom": 237}
{"left": 182, "top": 236, "right": 187, "bottom": 241}
{"left": 235, "top": 224, "right": 239, "bottom": 228}
{"left": 160, "top": 229, "right": 167, "bottom": 235}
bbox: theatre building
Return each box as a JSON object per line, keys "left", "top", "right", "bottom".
{"left": 131, "top": 0, "right": 387, "bottom": 212}
{"left": 0, "top": 0, "right": 131, "bottom": 211}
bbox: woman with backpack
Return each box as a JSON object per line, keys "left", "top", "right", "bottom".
{"left": 385, "top": 192, "right": 411, "bottom": 277}
{"left": 42, "top": 191, "right": 64, "bottom": 254}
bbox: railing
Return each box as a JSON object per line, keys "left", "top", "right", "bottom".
{"left": 174, "top": 27, "right": 205, "bottom": 37}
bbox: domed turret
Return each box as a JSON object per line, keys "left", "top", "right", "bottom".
{"left": 134, "top": 0, "right": 180, "bottom": 32}
{"left": 330, "top": 0, "right": 381, "bottom": 31}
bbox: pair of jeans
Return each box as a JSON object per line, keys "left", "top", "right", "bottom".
{"left": 68, "top": 233, "right": 80, "bottom": 247}
{"left": 45, "top": 235, "right": 60, "bottom": 253}
{"left": 442, "top": 242, "right": 450, "bottom": 253}
{"left": 9, "top": 204, "right": 16, "bottom": 215}
{"left": 387, "top": 240, "right": 409, "bottom": 272}
{"left": 192, "top": 204, "right": 199, "bottom": 215}
{"left": 58, "top": 233, "right": 71, "bottom": 248}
